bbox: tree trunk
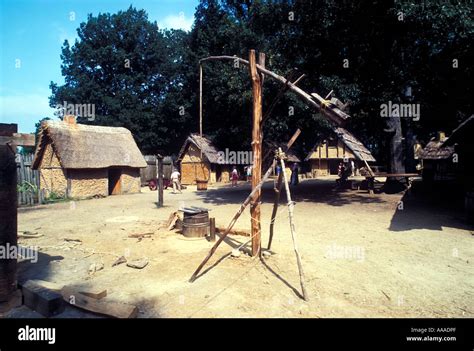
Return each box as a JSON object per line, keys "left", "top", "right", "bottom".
{"left": 386, "top": 116, "right": 405, "bottom": 174}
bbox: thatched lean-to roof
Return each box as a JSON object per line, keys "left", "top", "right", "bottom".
{"left": 334, "top": 127, "right": 376, "bottom": 162}
{"left": 177, "top": 133, "right": 221, "bottom": 164}
{"left": 33, "top": 120, "right": 147, "bottom": 169}
{"left": 420, "top": 139, "right": 455, "bottom": 160}
{"left": 305, "top": 127, "right": 376, "bottom": 162}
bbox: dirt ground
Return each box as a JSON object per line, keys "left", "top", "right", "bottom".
{"left": 8, "top": 176, "right": 474, "bottom": 318}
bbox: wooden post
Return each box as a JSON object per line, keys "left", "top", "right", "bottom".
{"left": 0, "top": 136, "right": 18, "bottom": 304}
{"left": 279, "top": 149, "right": 308, "bottom": 301}
{"left": 209, "top": 217, "right": 216, "bottom": 242}
{"left": 157, "top": 155, "right": 163, "bottom": 207}
{"left": 268, "top": 129, "right": 301, "bottom": 250}
{"left": 268, "top": 172, "right": 283, "bottom": 250}
{"left": 249, "top": 50, "right": 263, "bottom": 257}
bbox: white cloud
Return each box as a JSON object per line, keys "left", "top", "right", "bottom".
{"left": 158, "top": 13, "right": 194, "bottom": 31}
{"left": 0, "top": 93, "right": 57, "bottom": 132}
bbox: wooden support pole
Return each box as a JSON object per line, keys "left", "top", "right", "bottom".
{"left": 279, "top": 149, "right": 308, "bottom": 301}
{"left": 209, "top": 217, "right": 216, "bottom": 242}
{"left": 268, "top": 172, "right": 282, "bottom": 250}
{"left": 189, "top": 129, "right": 301, "bottom": 282}
{"left": 249, "top": 50, "right": 263, "bottom": 257}
{"left": 267, "top": 129, "right": 301, "bottom": 250}
{"left": 0, "top": 138, "right": 18, "bottom": 304}
{"left": 199, "top": 64, "right": 203, "bottom": 137}
{"left": 157, "top": 155, "right": 164, "bottom": 207}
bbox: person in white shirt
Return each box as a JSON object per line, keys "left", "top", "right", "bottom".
{"left": 170, "top": 169, "right": 182, "bottom": 194}
{"left": 231, "top": 166, "right": 239, "bottom": 187}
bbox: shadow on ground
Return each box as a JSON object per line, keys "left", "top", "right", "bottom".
{"left": 11, "top": 250, "right": 165, "bottom": 318}
{"left": 195, "top": 178, "right": 386, "bottom": 207}
{"left": 389, "top": 182, "right": 473, "bottom": 232}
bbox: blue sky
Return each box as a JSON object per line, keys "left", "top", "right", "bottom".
{"left": 0, "top": 0, "right": 199, "bottom": 132}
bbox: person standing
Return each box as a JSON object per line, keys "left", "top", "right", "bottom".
{"left": 291, "top": 163, "right": 299, "bottom": 186}
{"left": 170, "top": 169, "right": 182, "bottom": 194}
{"left": 231, "top": 166, "right": 239, "bottom": 187}
{"left": 275, "top": 164, "right": 282, "bottom": 176}
{"left": 246, "top": 165, "right": 252, "bottom": 182}
{"left": 350, "top": 159, "right": 355, "bottom": 177}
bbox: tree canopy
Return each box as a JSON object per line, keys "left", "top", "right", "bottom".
{"left": 49, "top": 1, "right": 473, "bottom": 167}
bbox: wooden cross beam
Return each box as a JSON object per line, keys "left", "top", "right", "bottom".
{"left": 199, "top": 55, "right": 349, "bottom": 126}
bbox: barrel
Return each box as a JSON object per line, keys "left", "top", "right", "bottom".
{"left": 182, "top": 211, "right": 209, "bottom": 238}
{"left": 196, "top": 179, "right": 208, "bottom": 191}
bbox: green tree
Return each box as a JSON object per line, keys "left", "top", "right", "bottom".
{"left": 49, "top": 6, "right": 192, "bottom": 154}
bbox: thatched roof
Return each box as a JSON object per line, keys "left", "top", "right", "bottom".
{"left": 305, "top": 127, "right": 376, "bottom": 162}
{"left": 420, "top": 139, "right": 455, "bottom": 160}
{"left": 33, "top": 120, "right": 146, "bottom": 169}
{"left": 177, "top": 133, "right": 221, "bottom": 164}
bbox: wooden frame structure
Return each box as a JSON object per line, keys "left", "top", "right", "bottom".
{"left": 192, "top": 50, "right": 349, "bottom": 300}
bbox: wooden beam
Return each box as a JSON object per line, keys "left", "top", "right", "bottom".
{"left": 61, "top": 287, "right": 138, "bottom": 318}
{"left": 199, "top": 55, "right": 349, "bottom": 126}
{"left": 250, "top": 50, "right": 263, "bottom": 257}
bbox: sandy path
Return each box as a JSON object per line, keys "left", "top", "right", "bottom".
{"left": 12, "top": 177, "right": 473, "bottom": 318}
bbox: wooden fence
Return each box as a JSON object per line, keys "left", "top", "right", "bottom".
{"left": 16, "top": 153, "right": 44, "bottom": 206}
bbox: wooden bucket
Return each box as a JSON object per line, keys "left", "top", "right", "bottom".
{"left": 182, "top": 211, "right": 209, "bottom": 238}
{"left": 196, "top": 179, "right": 208, "bottom": 191}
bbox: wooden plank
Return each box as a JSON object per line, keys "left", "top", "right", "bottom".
{"left": 79, "top": 289, "right": 107, "bottom": 300}
{"left": 26, "top": 279, "right": 107, "bottom": 299}
{"left": 61, "top": 287, "right": 138, "bottom": 318}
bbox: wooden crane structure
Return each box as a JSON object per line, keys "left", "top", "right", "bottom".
{"left": 191, "top": 50, "right": 350, "bottom": 301}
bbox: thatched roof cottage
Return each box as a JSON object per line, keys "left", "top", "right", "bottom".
{"left": 305, "top": 127, "right": 376, "bottom": 176}
{"left": 177, "top": 133, "right": 232, "bottom": 184}
{"left": 32, "top": 116, "right": 146, "bottom": 198}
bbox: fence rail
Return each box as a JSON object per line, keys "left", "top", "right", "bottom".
{"left": 16, "top": 153, "right": 44, "bottom": 206}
